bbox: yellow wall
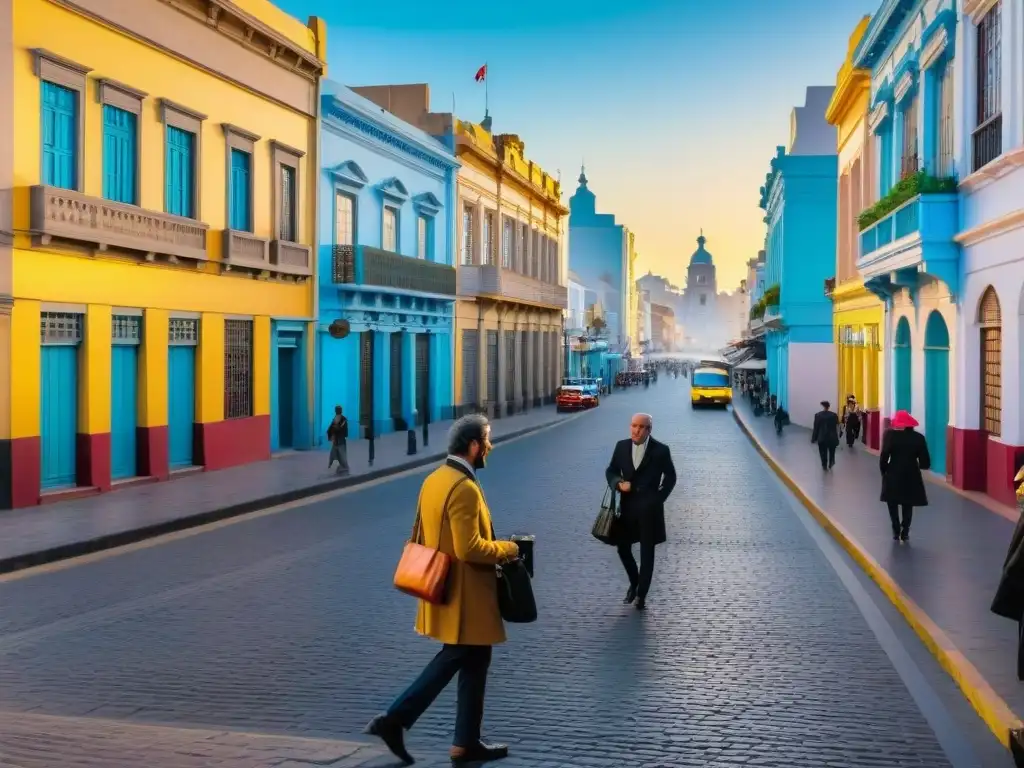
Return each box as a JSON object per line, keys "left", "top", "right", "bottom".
{"left": 833, "top": 281, "right": 883, "bottom": 411}
{"left": 10, "top": 300, "right": 39, "bottom": 441}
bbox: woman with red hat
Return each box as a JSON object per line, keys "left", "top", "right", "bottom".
{"left": 879, "top": 410, "right": 931, "bottom": 542}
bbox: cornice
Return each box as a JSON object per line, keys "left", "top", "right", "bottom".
{"left": 963, "top": 0, "right": 999, "bottom": 23}
{"left": 853, "top": 0, "right": 918, "bottom": 70}
{"left": 959, "top": 146, "right": 1024, "bottom": 193}
{"left": 456, "top": 138, "right": 568, "bottom": 215}
{"left": 954, "top": 205, "right": 1024, "bottom": 247}
{"left": 825, "top": 69, "right": 871, "bottom": 126}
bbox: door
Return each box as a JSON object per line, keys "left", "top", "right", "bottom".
{"left": 486, "top": 330, "right": 498, "bottom": 408}
{"left": 360, "top": 331, "right": 374, "bottom": 436}
{"left": 390, "top": 332, "right": 404, "bottom": 430}
{"left": 894, "top": 317, "right": 912, "bottom": 412}
{"left": 277, "top": 346, "right": 296, "bottom": 449}
{"left": 168, "top": 344, "right": 195, "bottom": 468}
{"left": 111, "top": 343, "right": 139, "bottom": 479}
{"left": 461, "top": 329, "right": 478, "bottom": 412}
{"left": 416, "top": 334, "right": 430, "bottom": 426}
{"left": 924, "top": 311, "right": 949, "bottom": 473}
{"left": 40, "top": 345, "right": 78, "bottom": 489}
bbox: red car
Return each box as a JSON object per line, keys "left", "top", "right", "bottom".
{"left": 556, "top": 385, "right": 596, "bottom": 412}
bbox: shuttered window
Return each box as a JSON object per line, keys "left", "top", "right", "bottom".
{"left": 229, "top": 148, "right": 252, "bottom": 231}
{"left": 165, "top": 126, "right": 195, "bottom": 218}
{"left": 279, "top": 165, "right": 296, "bottom": 241}
{"left": 417, "top": 215, "right": 429, "bottom": 259}
{"left": 41, "top": 81, "right": 77, "bottom": 190}
{"left": 979, "top": 287, "right": 1002, "bottom": 436}
{"left": 383, "top": 207, "right": 398, "bottom": 252}
{"left": 102, "top": 104, "right": 137, "bottom": 204}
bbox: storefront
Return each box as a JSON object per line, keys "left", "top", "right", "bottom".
{"left": 833, "top": 282, "right": 883, "bottom": 448}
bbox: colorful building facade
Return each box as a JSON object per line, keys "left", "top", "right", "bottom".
{"left": 826, "top": 16, "right": 886, "bottom": 448}
{"left": 759, "top": 87, "right": 839, "bottom": 429}
{"left": 855, "top": 0, "right": 959, "bottom": 477}
{"left": 0, "top": 0, "right": 325, "bottom": 509}
{"left": 316, "top": 81, "right": 458, "bottom": 443}
{"left": 950, "top": 0, "right": 1024, "bottom": 506}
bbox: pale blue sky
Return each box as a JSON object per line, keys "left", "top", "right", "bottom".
{"left": 278, "top": 0, "right": 879, "bottom": 289}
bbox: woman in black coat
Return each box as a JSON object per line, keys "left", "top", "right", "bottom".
{"left": 879, "top": 410, "right": 931, "bottom": 542}
{"left": 991, "top": 466, "right": 1024, "bottom": 679}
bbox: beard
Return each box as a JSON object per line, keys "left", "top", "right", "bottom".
{"left": 472, "top": 452, "right": 487, "bottom": 470}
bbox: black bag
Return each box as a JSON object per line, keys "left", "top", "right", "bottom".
{"left": 497, "top": 558, "right": 537, "bottom": 623}
{"left": 591, "top": 486, "right": 620, "bottom": 545}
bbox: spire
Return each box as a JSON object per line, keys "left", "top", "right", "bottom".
{"left": 697, "top": 229, "right": 706, "bottom": 248}
{"left": 578, "top": 162, "right": 588, "bottom": 187}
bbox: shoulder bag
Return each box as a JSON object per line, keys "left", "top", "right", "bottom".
{"left": 591, "top": 485, "right": 620, "bottom": 545}
{"left": 393, "top": 477, "right": 468, "bottom": 604}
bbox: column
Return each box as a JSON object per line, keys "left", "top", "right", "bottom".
{"left": 496, "top": 312, "right": 507, "bottom": 416}
{"left": 402, "top": 331, "right": 417, "bottom": 427}
{"left": 139, "top": 308, "right": 169, "bottom": 480}
{"left": 513, "top": 313, "right": 524, "bottom": 410}
{"left": 372, "top": 329, "right": 392, "bottom": 434}
{"left": 195, "top": 312, "right": 224, "bottom": 467}
{"left": 476, "top": 314, "right": 487, "bottom": 412}
{"left": 429, "top": 331, "right": 452, "bottom": 423}
{"left": 7, "top": 300, "right": 39, "bottom": 508}
{"left": 254, "top": 316, "right": 272, "bottom": 423}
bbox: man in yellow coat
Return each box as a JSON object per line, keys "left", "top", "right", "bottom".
{"left": 366, "top": 414, "right": 519, "bottom": 766}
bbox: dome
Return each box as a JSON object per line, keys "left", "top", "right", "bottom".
{"left": 689, "top": 233, "right": 713, "bottom": 266}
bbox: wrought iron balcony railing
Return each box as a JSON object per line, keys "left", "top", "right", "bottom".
{"left": 332, "top": 244, "right": 456, "bottom": 296}
{"left": 972, "top": 114, "right": 1002, "bottom": 172}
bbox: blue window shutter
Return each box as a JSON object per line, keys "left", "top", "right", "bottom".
{"left": 41, "top": 82, "right": 77, "bottom": 190}
{"left": 229, "top": 148, "right": 251, "bottom": 231}
{"left": 165, "top": 126, "right": 194, "bottom": 218}
{"left": 102, "top": 105, "right": 137, "bottom": 204}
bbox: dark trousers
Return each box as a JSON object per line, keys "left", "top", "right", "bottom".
{"left": 387, "top": 644, "right": 492, "bottom": 747}
{"left": 887, "top": 502, "right": 913, "bottom": 533}
{"left": 617, "top": 535, "right": 656, "bottom": 600}
{"left": 845, "top": 430, "right": 857, "bottom": 447}
{"left": 818, "top": 443, "right": 836, "bottom": 468}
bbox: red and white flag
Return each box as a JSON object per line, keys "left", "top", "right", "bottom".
{"left": 474, "top": 64, "right": 487, "bottom": 82}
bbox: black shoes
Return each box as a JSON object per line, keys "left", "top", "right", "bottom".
{"left": 635, "top": 597, "right": 646, "bottom": 611}
{"left": 364, "top": 714, "right": 414, "bottom": 766}
{"left": 451, "top": 741, "right": 509, "bottom": 764}
{"left": 623, "top": 586, "right": 637, "bottom": 604}
{"left": 900, "top": 529, "right": 910, "bottom": 543}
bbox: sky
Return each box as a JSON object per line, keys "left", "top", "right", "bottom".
{"left": 278, "top": 0, "right": 879, "bottom": 291}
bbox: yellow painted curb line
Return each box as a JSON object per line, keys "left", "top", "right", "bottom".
{"left": 732, "top": 408, "right": 1023, "bottom": 750}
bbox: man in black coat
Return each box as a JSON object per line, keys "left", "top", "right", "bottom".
{"left": 605, "top": 413, "right": 677, "bottom": 611}
{"left": 811, "top": 400, "right": 840, "bottom": 470}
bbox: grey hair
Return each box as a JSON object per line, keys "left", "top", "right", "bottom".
{"left": 447, "top": 413, "right": 490, "bottom": 455}
{"left": 633, "top": 412, "right": 653, "bottom": 430}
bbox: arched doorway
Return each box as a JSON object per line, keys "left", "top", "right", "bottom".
{"left": 924, "top": 311, "right": 949, "bottom": 473}
{"left": 978, "top": 287, "right": 1002, "bottom": 437}
{"left": 894, "top": 316, "right": 912, "bottom": 413}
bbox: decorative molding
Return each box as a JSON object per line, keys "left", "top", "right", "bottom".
{"left": 893, "top": 69, "right": 915, "bottom": 105}
{"left": 376, "top": 177, "right": 409, "bottom": 204}
{"left": 33, "top": 49, "right": 89, "bottom": 193}
{"left": 270, "top": 138, "right": 305, "bottom": 159}
{"left": 959, "top": 146, "right": 1024, "bottom": 192}
{"left": 412, "top": 192, "right": 443, "bottom": 216}
{"left": 97, "top": 78, "right": 148, "bottom": 114}
{"left": 954, "top": 207, "right": 1024, "bottom": 247}
{"left": 161, "top": 99, "right": 204, "bottom": 220}
{"left": 920, "top": 9, "right": 956, "bottom": 70}
{"left": 324, "top": 100, "right": 454, "bottom": 173}
{"left": 868, "top": 101, "right": 890, "bottom": 135}
{"left": 327, "top": 160, "right": 369, "bottom": 193}
{"left": 222, "top": 122, "right": 261, "bottom": 144}
{"left": 963, "top": 0, "right": 1000, "bottom": 23}
{"left": 160, "top": 98, "right": 207, "bottom": 129}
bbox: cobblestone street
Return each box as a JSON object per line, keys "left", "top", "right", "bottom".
{"left": 0, "top": 381, "right": 1010, "bottom": 767}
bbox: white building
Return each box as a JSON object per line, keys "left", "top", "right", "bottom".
{"left": 950, "top": 0, "right": 1024, "bottom": 507}
{"left": 567, "top": 271, "right": 587, "bottom": 332}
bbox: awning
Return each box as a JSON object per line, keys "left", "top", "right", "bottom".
{"left": 724, "top": 347, "right": 755, "bottom": 366}
{"left": 735, "top": 359, "right": 767, "bottom": 371}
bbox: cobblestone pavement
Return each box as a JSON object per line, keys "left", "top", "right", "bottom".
{"left": 0, "top": 380, "right": 1005, "bottom": 767}
{"left": 0, "top": 404, "right": 579, "bottom": 573}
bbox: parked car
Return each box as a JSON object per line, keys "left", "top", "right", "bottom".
{"left": 556, "top": 385, "right": 597, "bottom": 412}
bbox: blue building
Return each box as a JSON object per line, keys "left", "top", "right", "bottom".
{"left": 568, "top": 168, "right": 632, "bottom": 353}
{"left": 759, "top": 86, "right": 839, "bottom": 429}
{"left": 316, "top": 81, "right": 459, "bottom": 443}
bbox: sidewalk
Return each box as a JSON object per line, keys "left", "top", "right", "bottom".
{"left": 0, "top": 405, "right": 586, "bottom": 576}
{"left": 732, "top": 397, "right": 1024, "bottom": 758}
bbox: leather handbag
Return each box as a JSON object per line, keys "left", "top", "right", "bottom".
{"left": 591, "top": 486, "right": 620, "bottom": 545}
{"left": 393, "top": 478, "right": 468, "bottom": 604}
{"left": 497, "top": 556, "right": 537, "bottom": 623}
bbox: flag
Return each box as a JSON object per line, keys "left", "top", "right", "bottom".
{"left": 474, "top": 64, "right": 487, "bottom": 82}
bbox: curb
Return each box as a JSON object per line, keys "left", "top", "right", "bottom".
{"left": 732, "top": 407, "right": 1024, "bottom": 757}
{"left": 0, "top": 410, "right": 589, "bottom": 577}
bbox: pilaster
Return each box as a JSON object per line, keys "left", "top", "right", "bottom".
{"left": 525, "top": 326, "right": 536, "bottom": 409}
{"left": 476, "top": 312, "right": 487, "bottom": 411}
{"left": 402, "top": 331, "right": 417, "bottom": 427}
{"left": 496, "top": 310, "right": 507, "bottom": 414}
{"left": 372, "top": 330, "right": 392, "bottom": 434}
{"left": 513, "top": 314, "right": 524, "bottom": 408}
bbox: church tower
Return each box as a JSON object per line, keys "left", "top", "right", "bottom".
{"left": 682, "top": 232, "right": 719, "bottom": 348}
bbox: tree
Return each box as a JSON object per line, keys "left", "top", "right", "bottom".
{"left": 590, "top": 316, "right": 607, "bottom": 332}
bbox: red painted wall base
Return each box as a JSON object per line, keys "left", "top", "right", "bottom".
{"left": 10, "top": 436, "right": 40, "bottom": 509}
{"left": 987, "top": 439, "right": 1024, "bottom": 508}
{"left": 76, "top": 432, "right": 111, "bottom": 491}
{"left": 139, "top": 425, "right": 170, "bottom": 480}
{"left": 866, "top": 410, "right": 881, "bottom": 450}
{"left": 195, "top": 415, "right": 271, "bottom": 471}
{"left": 949, "top": 427, "right": 988, "bottom": 492}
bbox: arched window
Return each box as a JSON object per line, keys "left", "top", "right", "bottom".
{"left": 979, "top": 286, "right": 1002, "bottom": 436}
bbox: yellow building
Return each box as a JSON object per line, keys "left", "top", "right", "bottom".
{"left": 825, "top": 15, "right": 885, "bottom": 449}
{"left": 0, "top": 0, "right": 325, "bottom": 508}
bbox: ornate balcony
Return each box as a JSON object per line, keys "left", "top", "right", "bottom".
{"left": 331, "top": 244, "right": 456, "bottom": 296}
{"left": 270, "top": 240, "right": 312, "bottom": 276}
{"left": 458, "top": 264, "right": 567, "bottom": 310}
{"left": 29, "top": 185, "right": 208, "bottom": 263}
{"left": 858, "top": 192, "right": 960, "bottom": 300}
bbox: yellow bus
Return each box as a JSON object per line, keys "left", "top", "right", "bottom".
{"left": 690, "top": 366, "right": 732, "bottom": 408}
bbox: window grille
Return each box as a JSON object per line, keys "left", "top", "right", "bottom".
{"left": 169, "top": 318, "right": 199, "bottom": 346}
{"left": 223, "top": 319, "right": 253, "bottom": 419}
{"left": 973, "top": 3, "right": 1002, "bottom": 170}
{"left": 417, "top": 215, "right": 428, "bottom": 259}
{"left": 279, "top": 165, "right": 296, "bottom": 241}
{"left": 936, "top": 58, "right": 955, "bottom": 177}
{"left": 518, "top": 223, "right": 527, "bottom": 272}
{"left": 462, "top": 207, "right": 473, "bottom": 265}
{"left": 900, "top": 92, "right": 919, "bottom": 179}
{"left": 335, "top": 192, "right": 354, "bottom": 246}
{"left": 40, "top": 311, "right": 82, "bottom": 345}
{"left": 483, "top": 211, "right": 495, "bottom": 265}
{"left": 979, "top": 286, "right": 1001, "bottom": 436}
{"left": 111, "top": 314, "right": 141, "bottom": 344}
{"left": 502, "top": 217, "right": 513, "bottom": 268}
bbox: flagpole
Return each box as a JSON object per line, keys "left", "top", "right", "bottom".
{"left": 485, "top": 61, "right": 489, "bottom": 116}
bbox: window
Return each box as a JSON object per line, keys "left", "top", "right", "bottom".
{"left": 979, "top": 286, "right": 1001, "bottom": 436}
{"left": 973, "top": 3, "right": 1002, "bottom": 170}
{"left": 935, "top": 58, "right": 955, "bottom": 177}
{"left": 224, "top": 319, "right": 253, "bottom": 420}
{"left": 697, "top": 274, "right": 706, "bottom": 285}
{"left": 462, "top": 206, "right": 474, "bottom": 265}
{"left": 483, "top": 211, "right": 495, "bottom": 265}
{"left": 165, "top": 126, "right": 195, "bottom": 218}
{"left": 102, "top": 105, "right": 137, "bottom": 204}
{"left": 224, "top": 124, "right": 259, "bottom": 232}
{"left": 161, "top": 99, "right": 204, "bottom": 219}
{"left": 383, "top": 206, "right": 397, "bottom": 252}
{"left": 900, "top": 92, "right": 919, "bottom": 179}
{"left": 518, "top": 222, "right": 527, "bottom": 271}
{"left": 335, "top": 192, "right": 354, "bottom": 246}
{"left": 502, "top": 217, "right": 513, "bottom": 268}
{"left": 272, "top": 140, "right": 303, "bottom": 243}
{"left": 417, "top": 215, "right": 429, "bottom": 259}
{"left": 35, "top": 50, "right": 88, "bottom": 192}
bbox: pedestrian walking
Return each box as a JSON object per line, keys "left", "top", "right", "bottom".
{"left": 990, "top": 466, "right": 1024, "bottom": 679}
{"left": 365, "top": 414, "right": 519, "bottom": 766}
{"left": 841, "top": 395, "right": 861, "bottom": 449}
{"left": 326, "top": 405, "right": 349, "bottom": 475}
{"left": 879, "top": 410, "right": 930, "bottom": 542}
{"left": 811, "top": 400, "right": 840, "bottom": 470}
{"left": 605, "top": 412, "right": 677, "bottom": 611}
